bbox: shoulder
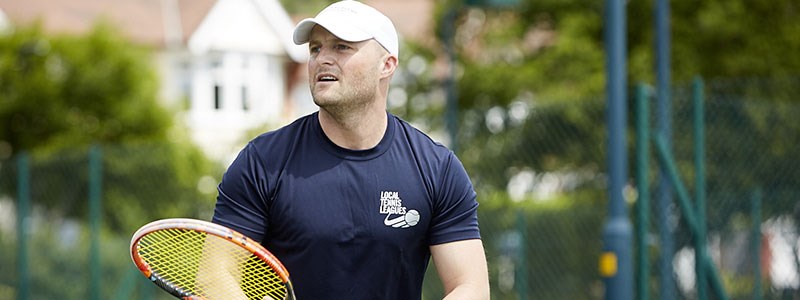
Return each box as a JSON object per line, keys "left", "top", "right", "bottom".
{"left": 251, "top": 113, "right": 316, "bottom": 145}
{"left": 390, "top": 114, "right": 453, "bottom": 159}
{"left": 232, "top": 113, "right": 317, "bottom": 168}
{"left": 389, "top": 114, "right": 467, "bottom": 181}
{"left": 246, "top": 113, "right": 315, "bottom": 149}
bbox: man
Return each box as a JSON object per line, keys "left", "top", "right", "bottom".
{"left": 212, "top": 1, "right": 489, "bottom": 299}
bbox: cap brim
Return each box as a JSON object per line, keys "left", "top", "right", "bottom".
{"left": 292, "top": 17, "right": 373, "bottom": 45}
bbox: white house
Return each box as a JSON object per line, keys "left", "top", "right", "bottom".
{"left": 0, "top": 0, "right": 310, "bottom": 163}
{"left": 163, "top": 0, "right": 309, "bottom": 162}
{"left": 0, "top": 7, "right": 8, "bottom": 31}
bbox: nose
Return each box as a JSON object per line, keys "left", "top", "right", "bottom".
{"left": 313, "top": 47, "right": 335, "bottom": 66}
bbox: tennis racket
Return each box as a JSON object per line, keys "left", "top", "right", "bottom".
{"left": 130, "top": 218, "right": 295, "bottom": 300}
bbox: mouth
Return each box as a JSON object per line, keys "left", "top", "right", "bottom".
{"left": 316, "top": 73, "right": 339, "bottom": 82}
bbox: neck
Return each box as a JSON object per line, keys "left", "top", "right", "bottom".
{"left": 318, "top": 104, "right": 387, "bottom": 150}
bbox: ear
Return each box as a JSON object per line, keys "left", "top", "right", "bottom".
{"left": 380, "top": 54, "right": 398, "bottom": 79}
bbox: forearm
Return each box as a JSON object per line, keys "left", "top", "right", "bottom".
{"left": 432, "top": 239, "right": 490, "bottom": 300}
{"left": 196, "top": 236, "right": 250, "bottom": 299}
{"left": 442, "top": 283, "right": 490, "bottom": 300}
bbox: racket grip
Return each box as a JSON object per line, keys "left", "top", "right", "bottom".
{"left": 150, "top": 273, "right": 193, "bottom": 298}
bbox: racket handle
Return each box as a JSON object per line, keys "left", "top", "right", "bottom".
{"left": 150, "top": 273, "right": 192, "bottom": 298}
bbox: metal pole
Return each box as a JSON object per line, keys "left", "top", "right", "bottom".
{"left": 654, "top": 0, "right": 675, "bottom": 298}
{"left": 693, "top": 77, "right": 707, "bottom": 300}
{"left": 601, "top": 0, "right": 632, "bottom": 298}
{"left": 443, "top": 6, "right": 459, "bottom": 152}
{"left": 89, "top": 145, "right": 103, "bottom": 300}
{"left": 16, "top": 152, "right": 31, "bottom": 300}
{"left": 635, "top": 84, "right": 651, "bottom": 300}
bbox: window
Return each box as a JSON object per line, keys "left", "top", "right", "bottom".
{"left": 214, "top": 84, "right": 222, "bottom": 110}
{"left": 241, "top": 86, "right": 249, "bottom": 111}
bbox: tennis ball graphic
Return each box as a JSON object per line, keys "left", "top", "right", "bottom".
{"left": 405, "top": 210, "right": 420, "bottom": 226}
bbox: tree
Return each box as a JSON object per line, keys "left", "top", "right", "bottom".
{"left": 400, "top": 2, "right": 800, "bottom": 297}
{"left": 278, "top": 0, "right": 334, "bottom": 16}
{"left": 0, "top": 23, "right": 220, "bottom": 233}
{"left": 0, "top": 23, "right": 171, "bottom": 154}
{"left": 403, "top": 0, "right": 800, "bottom": 201}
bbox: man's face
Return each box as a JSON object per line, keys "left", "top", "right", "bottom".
{"left": 307, "top": 26, "right": 385, "bottom": 110}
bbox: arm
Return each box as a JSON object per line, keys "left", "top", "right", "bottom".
{"left": 196, "top": 237, "right": 250, "bottom": 299}
{"left": 195, "top": 235, "right": 250, "bottom": 299}
{"left": 431, "top": 239, "right": 490, "bottom": 300}
{"left": 195, "top": 236, "right": 277, "bottom": 300}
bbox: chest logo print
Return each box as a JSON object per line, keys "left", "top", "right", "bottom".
{"left": 379, "top": 191, "right": 420, "bottom": 228}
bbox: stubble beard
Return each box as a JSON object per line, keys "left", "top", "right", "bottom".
{"left": 312, "top": 73, "right": 379, "bottom": 121}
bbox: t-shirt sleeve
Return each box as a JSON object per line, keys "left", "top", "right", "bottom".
{"left": 428, "top": 152, "right": 481, "bottom": 245}
{"left": 212, "top": 142, "right": 270, "bottom": 242}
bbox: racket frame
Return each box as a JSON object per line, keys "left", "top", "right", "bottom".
{"left": 130, "top": 218, "right": 295, "bottom": 300}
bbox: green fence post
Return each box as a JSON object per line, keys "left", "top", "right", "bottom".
{"left": 751, "top": 188, "right": 762, "bottom": 300}
{"left": 16, "top": 153, "right": 30, "bottom": 300}
{"left": 634, "top": 83, "right": 650, "bottom": 300}
{"left": 516, "top": 211, "right": 528, "bottom": 300}
{"left": 653, "top": 136, "right": 729, "bottom": 300}
{"left": 693, "top": 76, "right": 707, "bottom": 300}
{"left": 88, "top": 145, "right": 102, "bottom": 300}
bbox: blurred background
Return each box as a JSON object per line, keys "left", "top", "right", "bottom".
{"left": 1, "top": 0, "right": 799, "bottom": 299}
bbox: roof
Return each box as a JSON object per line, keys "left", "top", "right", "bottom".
{"left": 365, "top": 0, "right": 435, "bottom": 46}
{"left": 0, "top": 0, "right": 433, "bottom": 61}
{"left": 0, "top": 0, "right": 301, "bottom": 52}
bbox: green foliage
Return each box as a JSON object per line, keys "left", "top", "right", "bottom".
{"left": 278, "top": 0, "right": 336, "bottom": 15}
{"left": 413, "top": 0, "right": 800, "bottom": 214}
{"left": 0, "top": 23, "right": 220, "bottom": 234}
{"left": 424, "top": 0, "right": 800, "bottom": 112}
{"left": 470, "top": 192, "right": 607, "bottom": 299}
{"left": 671, "top": 0, "right": 800, "bottom": 78}
{"left": 458, "top": 99, "right": 606, "bottom": 195}
{"left": 101, "top": 143, "right": 220, "bottom": 233}
{"left": 0, "top": 22, "right": 171, "bottom": 155}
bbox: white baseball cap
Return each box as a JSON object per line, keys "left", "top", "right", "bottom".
{"left": 292, "top": 0, "right": 399, "bottom": 56}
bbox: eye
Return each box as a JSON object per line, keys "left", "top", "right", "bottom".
{"left": 309, "top": 45, "right": 321, "bottom": 54}
{"left": 335, "top": 44, "right": 351, "bottom": 51}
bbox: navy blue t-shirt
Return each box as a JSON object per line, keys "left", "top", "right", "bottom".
{"left": 212, "top": 112, "right": 480, "bottom": 300}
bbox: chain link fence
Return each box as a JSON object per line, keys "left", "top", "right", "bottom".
{"left": 0, "top": 144, "right": 220, "bottom": 299}
{"left": 645, "top": 77, "right": 800, "bottom": 300}
{"left": 1, "top": 76, "right": 799, "bottom": 299}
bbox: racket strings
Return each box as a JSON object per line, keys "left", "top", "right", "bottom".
{"left": 140, "top": 229, "right": 205, "bottom": 292}
{"left": 136, "top": 228, "right": 287, "bottom": 300}
{"left": 240, "top": 256, "right": 287, "bottom": 299}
